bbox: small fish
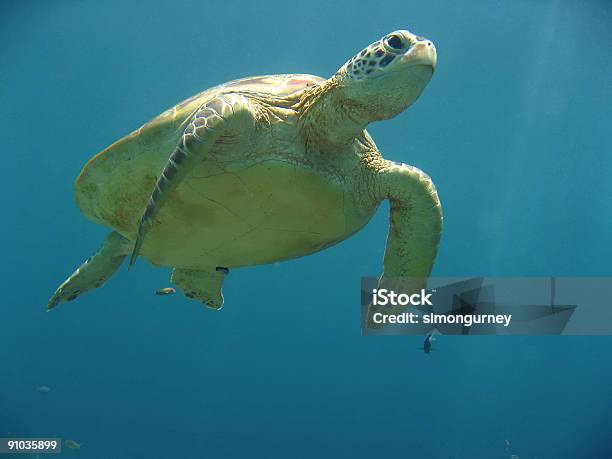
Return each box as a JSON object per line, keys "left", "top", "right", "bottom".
{"left": 423, "top": 332, "right": 436, "bottom": 354}
{"left": 505, "top": 439, "right": 511, "bottom": 451}
{"left": 35, "top": 385, "right": 51, "bottom": 393}
{"left": 155, "top": 287, "right": 176, "bottom": 296}
{"left": 65, "top": 440, "right": 81, "bottom": 449}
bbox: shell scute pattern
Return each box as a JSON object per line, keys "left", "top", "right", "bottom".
{"left": 222, "top": 74, "right": 324, "bottom": 98}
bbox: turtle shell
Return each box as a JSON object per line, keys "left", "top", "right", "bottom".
{"left": 73, "top": 74, "right": 372, "bottom": 270}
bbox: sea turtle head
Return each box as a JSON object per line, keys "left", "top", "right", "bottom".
{"left": 335, "top": 30, "right": 436, "bottom": 121}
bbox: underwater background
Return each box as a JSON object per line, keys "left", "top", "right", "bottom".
{"left": 2, "top": 0, "right": 612, "bottom": 458}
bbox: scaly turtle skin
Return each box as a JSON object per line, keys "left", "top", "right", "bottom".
{"left": 48, "top": 30, "right": 442, "bottom": 318}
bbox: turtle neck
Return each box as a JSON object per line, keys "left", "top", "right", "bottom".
{"left": 295, "top": 77, "right": 371, "bottom": 153}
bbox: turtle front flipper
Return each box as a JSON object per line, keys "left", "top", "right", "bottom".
{"left": 128, "top": 94, "right": 257, "bottom": 269}
{"left": 366, "top": 161, "right": 442, "bottom": 328}
{"left": 379, "top": 162, "right": 442, "bottom": 277}
{"left": 47, "top": 231, "right": 131, "bottom": 310}
{"left": 171, "top": 267, "right": 229, "bottom": 309}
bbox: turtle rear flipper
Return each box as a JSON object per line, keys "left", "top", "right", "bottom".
{"left": 47, "top": 231, "right": 130, "bottom": 310}
{"left": 171, "top": 267, "right": 228, "bottom": 310}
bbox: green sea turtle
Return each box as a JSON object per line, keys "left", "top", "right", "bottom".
{"left": 47, "top": 29, "right": 442, "bottom": 314}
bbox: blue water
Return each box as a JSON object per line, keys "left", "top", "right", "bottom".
{"left": 2, "top": 0, "right": 612, "bottom": 457}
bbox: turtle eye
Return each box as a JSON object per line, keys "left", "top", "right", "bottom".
{"left": 384, "top": 34, "right": 407, "bottom": 53}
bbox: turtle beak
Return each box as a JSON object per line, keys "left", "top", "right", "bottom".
{"left": 401, "top": 40, "right": 437, "bottom": 71}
